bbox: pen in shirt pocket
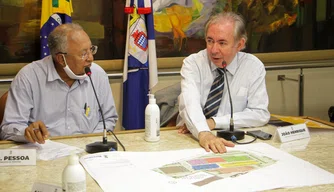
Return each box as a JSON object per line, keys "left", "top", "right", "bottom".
{"left": 84, "top": 103, "right": 89, "bottom": 116}
{"left": 85, "top": 105, "right": 90, "bottom": 117}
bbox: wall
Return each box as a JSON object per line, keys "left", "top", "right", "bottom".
{"left": 304, "top": 67, "right": 334, "bottom": 119}
{"left": 267, "top": 67, "right": 334, "bottom": 119}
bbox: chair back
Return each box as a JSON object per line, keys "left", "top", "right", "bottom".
{"left": 0, "top": 91, "right": 8, "bottom": 124}
{"left": 155, "top": 83, "right": 181, "bottom": 127}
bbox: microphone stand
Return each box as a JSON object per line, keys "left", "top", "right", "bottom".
{"left": 84, "top": 67, "right": 118, "bottom": 153}
{"left": 216, "top": 64, "right": 245, "bottom": 141}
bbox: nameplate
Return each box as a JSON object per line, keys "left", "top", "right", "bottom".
{"left": 0, "top": 149, "right": 36, "bottom": 166}
{"left": 276, "top": 123, "right": 310, "bottom": 143}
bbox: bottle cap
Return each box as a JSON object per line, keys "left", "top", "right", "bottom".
{"left": 68, "top": 152, "right": 79, "bottom": 165}
{"left": 147, "top": 94, "right": 156, "bottom": 104}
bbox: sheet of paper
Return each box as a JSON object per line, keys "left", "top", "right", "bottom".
{"left": 80, "top": 143, "right": 334, "bottom": 192}
{"left": 80, "top": 149, "right": 206, "bottom": 192}
{"left": 12, "top": 140, "right": 84, "bottom": 161}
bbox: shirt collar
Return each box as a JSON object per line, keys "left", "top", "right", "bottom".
{"left": 46, "top": 56, "right": 61, "bottom": 82}
{"left": 226, "top": 53, "right": 238, "bottom": 76}
{"left": 46, "top": 56, "right": 88, "bottom": 84}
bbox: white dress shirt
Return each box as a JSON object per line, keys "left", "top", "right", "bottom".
{"left": 177, "top": 50, "right": 270, "bottom": 139}
{"left": 0, "top": 56, "right": 118, "bottom": 142}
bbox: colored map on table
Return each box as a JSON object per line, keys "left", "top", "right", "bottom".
{"left": 154, "top": 150, "right": 276, "bottom": 186}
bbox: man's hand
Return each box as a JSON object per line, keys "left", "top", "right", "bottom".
{"left": 198, "top": 131, "right": 235, "bottom": 153}
{"left": 24, "top": 121, "right": 49, "bottom": 144}
{"left": 178, "top": 124, "right": 190, "bottom": 134}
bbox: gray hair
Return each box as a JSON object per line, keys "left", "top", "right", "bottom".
{"left": 47, "top": 23, "right": 83, "bottom": 57}
{"left": 205, "top": 12, "right": 248, "bottom": 44}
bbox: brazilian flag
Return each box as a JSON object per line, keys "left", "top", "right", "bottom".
{"left": 40, "top": 0, "right": 73, "bottom": 58}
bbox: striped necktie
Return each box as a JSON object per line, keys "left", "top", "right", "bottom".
{"left": 203, "top": 68, "right": 225, "bottom": 118}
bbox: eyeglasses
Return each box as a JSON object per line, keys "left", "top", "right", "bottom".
{"left": 57, "top": 45, "right": 98, "bottom": 60}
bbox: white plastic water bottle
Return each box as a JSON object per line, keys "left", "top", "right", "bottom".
{"left": 62, "top": 153, "right": 86, "bottom": 192}
{"left": 145, "top": 94, "right": 160, "bottom": 142}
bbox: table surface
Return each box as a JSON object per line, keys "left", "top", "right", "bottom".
{"left": 0, "top": 125, "right": 333, "bottom": 192}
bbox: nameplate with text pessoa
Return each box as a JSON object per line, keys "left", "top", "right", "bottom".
{"left": 0, "top": 149, "right": 36, "bottom": 166}
{"left": 276, "top": 123, "right": 310, "bottom": 143}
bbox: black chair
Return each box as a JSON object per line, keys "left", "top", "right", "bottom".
{"left": 329, "top": 106, "right": 334, "bottom": 122}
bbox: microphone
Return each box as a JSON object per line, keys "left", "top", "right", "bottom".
{"left": 216, "top": 61, "right": 245, "bottom": 141}
{"left": 84, "top": 67, "right": 123, "bottom": 153}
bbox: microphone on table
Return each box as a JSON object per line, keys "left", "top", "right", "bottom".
{"left": 216, "top": 61, "right": 245, "bottom": 141}
{"left": 84, "top": 67, "right": 125, "bottom": 153}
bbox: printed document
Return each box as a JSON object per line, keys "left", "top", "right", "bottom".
{"left": 80, "top": 143, "right": 334, "bottom": 192}
{"left": 12, "top": 140, "right": 84, "bottom": 161}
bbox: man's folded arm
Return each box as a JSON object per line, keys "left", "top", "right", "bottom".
{"left": 0, "top": 123, "right": 28, "bottom": 142}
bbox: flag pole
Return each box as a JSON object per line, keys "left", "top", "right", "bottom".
{"left": 123, "top": 14, "right": 131, "bottom": 83}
